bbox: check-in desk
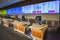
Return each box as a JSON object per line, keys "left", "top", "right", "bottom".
{"left": 13, "top": 21, "right": 30, "bottom": 33}
{"left": 31, "top": 24, "right": 48, "bottom": 40}
{"left": 13, "top": 21, "right": 48, "bottom": 40}
{"left": 2, "top": 18, "right": 14, "bottom": 27}
{"left": 1, "top": 19, "right": 48, "bottom": 40}
{"left": 2, "top": 19, "right": 9, "bottom": 27}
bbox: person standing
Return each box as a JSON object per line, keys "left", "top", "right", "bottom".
{"left": 21, "top": 15, "right": 26, "bottom": 21}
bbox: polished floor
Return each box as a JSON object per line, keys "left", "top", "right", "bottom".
{"left": 0, "top": 24, "right": 60, "bottom": 40}
{"left": 47, "top": 32, "right": 60, "bottom": 40}
{"left": 0, "top": 24, "right": 32, "bottom": 40}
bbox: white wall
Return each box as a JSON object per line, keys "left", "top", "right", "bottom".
{"left": 18, "top": 14, "right": 59, "bottom": 21}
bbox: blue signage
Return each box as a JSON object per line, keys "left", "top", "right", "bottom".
{"left": 6, "top": 1, "right": 59, "bottom": 14}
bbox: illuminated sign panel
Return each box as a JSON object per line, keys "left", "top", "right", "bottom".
{"left": 0, "top": 10, "right": 6, "bottom": 14}
{"left": 6, "top": 7, "right": 22, "bottom": 14}
{"left": 6, "top": 1, "right": 59, "bottom": 14}
{"left": 22, "top": 1, "right": 59, "bottom": 13}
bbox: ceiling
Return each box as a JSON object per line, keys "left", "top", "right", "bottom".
{"left": 0, "top": 0, "right": 57, "bottom": 9}
{"left": 0, "top": 0, "right": 25, "bottom": 8}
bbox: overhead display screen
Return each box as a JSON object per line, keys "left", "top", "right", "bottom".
{"left": 22, "top": 1, "right": 59, "bottom": 14}
{"left": 0, "top": 10, "right": 6, "bottom": 14}
{"left": 6, "top": 1, "right": 59, "bottom": 14}
{"left": 6, "top": 7, "right": 22, "bottom": 14}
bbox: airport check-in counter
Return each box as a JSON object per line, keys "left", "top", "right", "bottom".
{"left": 1, "top": 18, "right": 14, "bottom": 27}
{"left": 13, "top": 21, "right": 48, "bottom": 40}
{"left": 32, "top": 23, "right": 48, "bottom": 40}
{"left": 1, "top": 19, "right": 48, "bottom": 40}
{"left": 2, "top": 19, "right": 9, "bottom": 26}
{"left": 13, "top": 21, "right": 30, "bottom": 33}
